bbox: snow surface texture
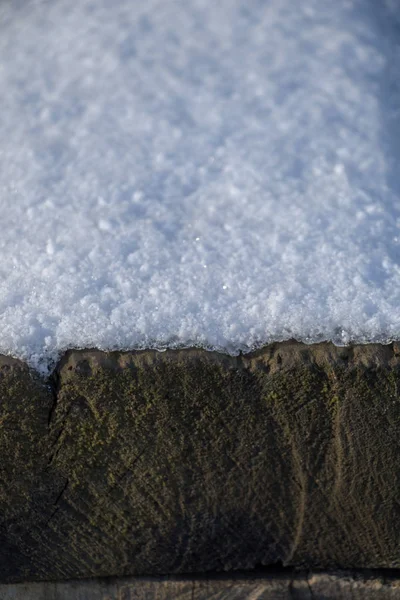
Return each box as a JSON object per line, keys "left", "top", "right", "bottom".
{"left": 0, "top": 0, "right": 400, "bottom": 373}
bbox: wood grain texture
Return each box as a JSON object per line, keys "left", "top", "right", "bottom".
{"left": 0, "top": 342, "right": 399, "bottom": 581}
{"left": 1, "top": 572, "right": 400, "bottom": 600}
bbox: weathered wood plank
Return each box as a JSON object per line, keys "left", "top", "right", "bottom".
{"left": 1, "top": 573, "right": 400, "bottom": 600}
{"left": 0, "top": 342, "right": 399, "bottom": 581}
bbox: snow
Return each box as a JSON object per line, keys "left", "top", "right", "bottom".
{"left": 0, "top": 0, "right": 399, "bottom": 373}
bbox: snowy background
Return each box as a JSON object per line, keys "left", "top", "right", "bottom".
{"left": 0, "top": 0, "right": 400, "bottom": 372}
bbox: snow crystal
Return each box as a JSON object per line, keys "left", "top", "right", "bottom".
{"left": 0, "top": 0, "right": 399, "bottom": 373}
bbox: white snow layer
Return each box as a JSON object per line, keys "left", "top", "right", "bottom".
{"left": 0, "top": 0, "right": 399, "bottom": 372}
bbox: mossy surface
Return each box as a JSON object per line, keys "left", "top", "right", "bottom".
{"left": 0, "top": 342, "right": 399, "bottom": 581}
